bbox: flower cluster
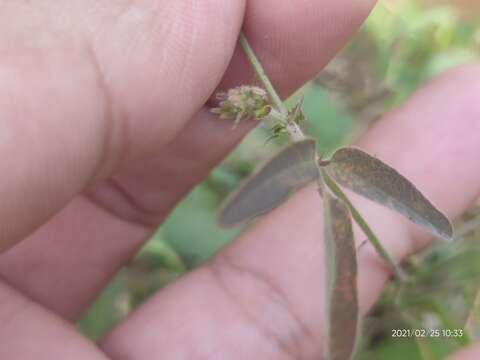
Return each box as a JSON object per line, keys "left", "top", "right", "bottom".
{"left": 211, "top": 86, "right": 271, "bottom": 127}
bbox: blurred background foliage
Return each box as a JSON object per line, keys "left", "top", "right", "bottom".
{"left": 79, "top": 0, "right": 480, "bottom": 358}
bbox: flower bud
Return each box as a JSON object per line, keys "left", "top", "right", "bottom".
{"left": 211, "top": 86, "right": 271, "bottom": 126}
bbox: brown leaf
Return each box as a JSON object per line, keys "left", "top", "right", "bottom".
{"left": 326, "top": 147, "right": 453, "bottom": 240}
{"left": 218, "top": 139, "right": 319, "bottom": 227}
{"left": 324, "top": 193, "right": 359, "bottom": 360}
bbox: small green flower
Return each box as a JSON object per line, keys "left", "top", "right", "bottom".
{"left": 264, "top": 122, "right": 290, "bottom": 144}
{"left": 211, "top": 86, "right": 271, "bottom": 128}
{"left": 287, "top": 98, "right": 305, "bottom": 125}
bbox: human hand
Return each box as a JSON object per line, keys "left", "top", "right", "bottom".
{"left": 0, "top": 1, "right": 479, "bottom": 359}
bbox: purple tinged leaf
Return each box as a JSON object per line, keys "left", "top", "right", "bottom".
{"left": 326, "top": 147, "right": 453, "bottom": 240}
{"left": 218, "top": 139, "right": 319, "bottom": 227}
{"left": 324, "top": 193, "right": 359, "bottom": 360}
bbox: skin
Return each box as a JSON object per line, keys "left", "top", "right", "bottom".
{"left": 0, "top": 0, "right": 479, "bottom": 358}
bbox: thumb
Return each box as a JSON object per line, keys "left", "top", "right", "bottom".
{"left": 0, "top": 0, "right": 244, "bottom": 251}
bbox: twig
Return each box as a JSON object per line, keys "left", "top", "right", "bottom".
{"left": 239, "top": 33, "right": 286, "bottom": 115}
{"left": 239, "top": 32, "right": 406, "bottom": 283}
{"left": 239, "top": 33, "right": 305, "bottom": 142}
{"left": 454, "top": 215, "right": 480, "bottom": 239}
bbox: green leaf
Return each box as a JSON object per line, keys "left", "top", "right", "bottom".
{"left": 324, "top": 193, "right": 359, "bottom": 360}
{"left": 325, "top": 147, "right": 453, "bottom": 240}
{"left": 218, "top": 139, "right": 319, "bottom": 227}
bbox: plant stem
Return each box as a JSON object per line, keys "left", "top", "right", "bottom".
{"left": 454, "top": 215, "right": 480, "bottom": 239}
{"left": 240, "top": 31, "right": 406, "bottom": 282}
{"left": 321, "top": 169, "right": 407, "bottom": 282}
{"left": 239, "top": 33, "right": 305, "bottom": 142}
{"left": 239, "top": 33, "right": 286, "bottom": 115}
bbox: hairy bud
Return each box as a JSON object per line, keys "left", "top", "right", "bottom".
{"left": 211, "top": 86, "right": 271, "bottom": 127}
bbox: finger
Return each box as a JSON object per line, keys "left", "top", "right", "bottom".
{"left": 100, "top": 64, "right": 480, "bottom": 359}
{"left": 447, "top": 343, "right": 480, "bottom": 360}
{"left": 219, "top": 0, "right": 376, "bottom": 96}
{"left": 0, "top": 281, "right": 108, "bottom": 359}
{"left": 0, "top": 0, "right": 376, "bottom": 321}
{"left": 0, "top": 196, "right": 149, "bottom": 320}
{"left": 0, "top": 0, "right": 244, "bottom": 252}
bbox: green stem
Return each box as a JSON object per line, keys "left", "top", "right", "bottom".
{"left": 321, "top": 169, "right": 408, "bottom": 283}
{"left": 239, "top": 33, "right": 310, "bottom": 142}
{"left": 239, "top": 33, "right": 287, "bottom": 115}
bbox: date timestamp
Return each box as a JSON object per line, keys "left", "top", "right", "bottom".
{"left": 392, "top": 328, "right": 464, "bottom": 338}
